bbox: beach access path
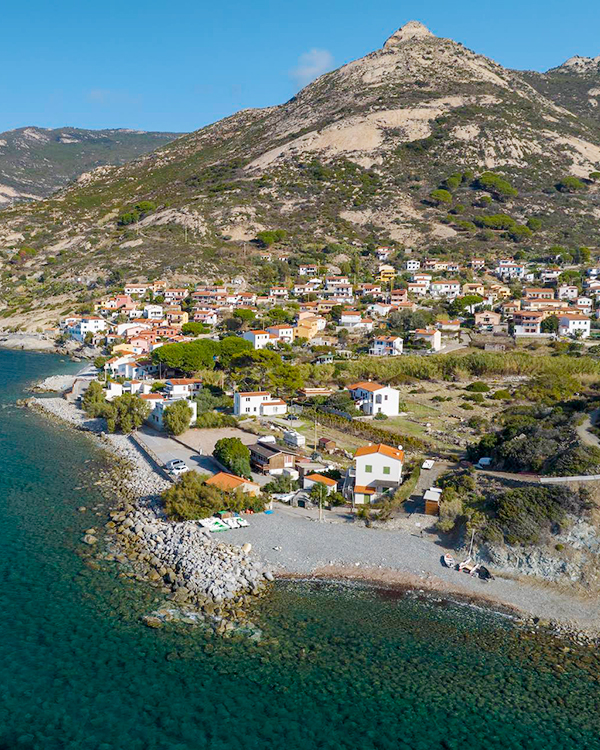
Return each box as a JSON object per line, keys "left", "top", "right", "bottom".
{"left": 238, "top": 504, "right": 600, "bottom": 629}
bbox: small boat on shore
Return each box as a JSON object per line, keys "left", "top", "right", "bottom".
{"left": 443, "top": 553, "right": 455, "bottom": 568}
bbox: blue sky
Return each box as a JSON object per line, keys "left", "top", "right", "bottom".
{"left": 1, "top": 0, "right": 599, "bottom": 134}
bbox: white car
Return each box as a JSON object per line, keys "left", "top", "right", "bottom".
{"left": 422, "top": 459, "right": 435, "bottom": 470}
{"left": 165, "top": 459, "right": 189, "bottom": 476}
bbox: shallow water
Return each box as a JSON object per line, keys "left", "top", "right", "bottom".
{"left": 1, "top": 349, "right": 600, "bottom": 750}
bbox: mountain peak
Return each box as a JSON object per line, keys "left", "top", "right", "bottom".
{"left": 383, "top": 21, "right": 434, "bottom": 48}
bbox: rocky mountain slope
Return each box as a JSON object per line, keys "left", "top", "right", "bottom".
{"left": 523, "top": 56, "right": 600, "bottom": 125}
{"left": 1, "top": 21, "right": 600, "bottom": 325}
{"left": 0, "top": 126, "right": 180, "bottom": 205}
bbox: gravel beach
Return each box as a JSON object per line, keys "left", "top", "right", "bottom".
{"left": 30, "top": 396, "right": 600, "bottom": 635}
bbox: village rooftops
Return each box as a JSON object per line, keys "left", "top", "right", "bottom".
{"left": 238, "top": 391, "right": 270, "bottom": 397}
{"left": 347, "top": 381, "right": 386, "bottom": 392}
{"left": 355, "top": 443, "right": 405, "bottom": 461}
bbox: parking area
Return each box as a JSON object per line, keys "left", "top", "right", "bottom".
{"left": 136, "top": 426, "right": 222, "bottom": 476}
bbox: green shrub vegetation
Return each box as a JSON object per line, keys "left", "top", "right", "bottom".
{"left": 213, "top": 437, "right": 252, "bottom": 478}
{"left": 556, "top": 176, "right": 587, "bottom": 193}
{"left": 474, "top": 172, "right": 518, "bottom": 200}
{"left": 162, "top": 400, "right": 193, "bottom": 436}
{"left": 161, "top": 471, "right": 264, "bottom": 521}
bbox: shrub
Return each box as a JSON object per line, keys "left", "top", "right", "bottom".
{"left": 491, "top": 389, "right": 512, "bottom": 400}
{"left": 466, "top": 381, "right": 490, "bottom": 392}
{"left": 437, "top": 487, "right": 464, "bottom": 533}
{"left": 163, "top": 400, "right": 193, "bottom": 436}
{"left": 556, "top": 176, "right": 586, "bottom": 193}
{"left": 430, "top": 189, "right": 452, "bottom": 205}
{"left": 105, "top": 394, "right": 151, "bottom": 434}
{"left": 374, "top": 412, "right": 388, "bottom": 420}
{"left": 467, "top": 415, "right": 488, "bottom": 433}
{"left": 464, "top": 393, "right": 485, "bottom": 404}
{"left": 475, "top": 172, "right": 518, "bottom": 200}
{"left": 195, "top": 411, "right": 237, "bottom": 428}
{"left": 214, "top": 437, "right": 252, "bottom": 478}
{"left": 526, "top": 217, "right": 543, "bottom": 231}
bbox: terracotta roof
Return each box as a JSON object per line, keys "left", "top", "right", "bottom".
{"left": 262, "top": 399, "right": 287, "bottom": 406}
{"left": 167, "top": 378, "right": 202, "bottom": 385}
{"left": 205, "top": 472, "right": 258, "bottom": 491}
{"left": 140, "top": 394, "right": 163, "bottom": 400}
{"left": 347, "top": 381, "right": 384, "bottom": 392}
{"left": 306, "top": 473, "right": 337, "bottom": 487}
{"left": 355, "top": 444, "right": 404, "bottom": 461}
{"left": 354, "top": 485, "right": 376, "bottom": 494}
{"left": 238, "top": 391, "right": 270, "bottom": 397}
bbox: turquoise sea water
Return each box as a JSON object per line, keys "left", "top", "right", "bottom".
{"left": 1, "top": 349, "right": 600, "bottom": 750}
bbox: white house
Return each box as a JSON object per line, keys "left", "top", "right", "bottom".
{"left": 164, "top": 378, "right": 202, "bottom": 398}
{"left": 413, "top": 328, "right": 442, "bottom": 351}
{"left": 234, "top": 391, "right": 287, "bottom": 417}
{"left": 67, "top": 316, "right": 108, "bottom": 342}
{"left": 347, "top": 381, "right": 400, "bottom": 417}
{"left": 558, "top": 314, "right": 591, "bottom": 339}
{"left": 303, "top": 473, "right": 338, "bottom": 495}
{"left": 266, "top": 325, "right": 295, "bottom": 343}
{"left": 124, "top": 284, "right": 151, "bottom": 297}
{"left": 558, "top": 285, "right": 578, "bottom": 301}
{"left": 144, "top": 304, "right": 164, "bottom": 320}
{"left": 298, "top": 264, "right": 318, "bottom": 276}
{"left": 370, "top": 336, "right": 404, "bottom": 357}
{"left": 242, "top": 330, "right": 272, "bottom": 349}
{"left": 430, "top": 280, "right": 461, "bottom": 299}
{"left": 405, "top": 259, "right": 421, "bottom": 271}
{"left": 143, "top": 395, "right": 198, "bottom": 431}
{"left": 540, "top": 268, "right": 562, "bottom": 284}
{"left": 495, "top": 260, "right": 526, "bottom": 280}
{"left": 350, "top": 443, "right": 404, "bottom": 504}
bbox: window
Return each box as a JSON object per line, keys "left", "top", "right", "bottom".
{"left": 383, "top": 466, "right": 390, "bottom": 475}
{"left": 365, "top": 465, "right": 372, "bottom": 473}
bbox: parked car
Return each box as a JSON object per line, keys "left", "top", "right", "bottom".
{"left": 422, "top": 459, "right": 435, "bottom": 470}
{"left": 165, "top": 459, "right": 189, "bottom": 476}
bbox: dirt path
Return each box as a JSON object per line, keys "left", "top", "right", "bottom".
{"left": 576, "top": 408, "right": 600, "bottom": 448}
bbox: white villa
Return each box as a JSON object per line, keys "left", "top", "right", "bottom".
{"left": 347, "top": 381, "right": 400, "bottom": 417}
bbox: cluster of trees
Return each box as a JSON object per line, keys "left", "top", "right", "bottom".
{"left": 82, "top": 382, "right": 150, "bottom": 433}
{"left": 214, "top": 437, "right": 252, "bottom": 478}
{"left": 162, "top": 471, "right": 264, "bottom": 521}
{"left": 255, "top": 229, "right": 287, "bottom": 247}
{"left": 474, "top": 171, "right": 518, "bottom": 200}
{"left": 152, "top": 336, "right": 252, "bottom": 374}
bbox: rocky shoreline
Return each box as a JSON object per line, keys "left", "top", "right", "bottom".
{"left": 29, "top": 396, "right": 274, "bottom": 633}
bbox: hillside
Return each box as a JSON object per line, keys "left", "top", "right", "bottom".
{"left": 2, "top": 21, "right": 600, "bottom": 326}
{"left": 523, "top": 56, "right": 600, "bottom": 126}
{"left": 0, "top": 126, "right": 180, "bottom": 205}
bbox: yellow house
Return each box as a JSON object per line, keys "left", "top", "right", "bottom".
{"left": 462, "top": 282, "right": 485, "bottom": 297}
{"left": 112, "top": 343, "right": 135, "bottom": 355}
{"left": 295, "top": 315, "right": 321, "bottom": 340}
{"left": 377, "top": 264, "right": 396, "bottom": 283}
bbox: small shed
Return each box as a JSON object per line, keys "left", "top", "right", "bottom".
{"left": 318, "top": 437, "right": 337, "bottom": 453}
{"left": 423, "top": 487, "right": 443, "bottom": 516}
